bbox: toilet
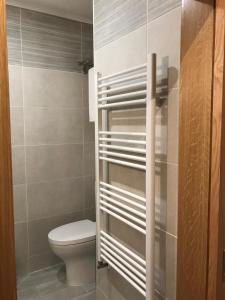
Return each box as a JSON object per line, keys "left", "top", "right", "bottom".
{"left": 48, "top": 219, "right": 96, "bottom": 286}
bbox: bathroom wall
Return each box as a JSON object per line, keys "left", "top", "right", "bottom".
{"left": 93, "top": 0, "right": 181, "bottom": 299}
{"left": 7, "top": 5, "right": 95, "bottom": 277}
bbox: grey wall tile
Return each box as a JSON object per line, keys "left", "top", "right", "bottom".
{"left": 84, "top": 109, "right": 95, "bottom": 143}
{"left": 83, "top": 143, "right": 95, "bottom": 176}
{"left": 8, "top": 65, "right": 23, "bottom": 107}
{"left": 23, "top": 67, "right": 83, "bottom": 108}
{"left": 13, "top": 184, "right": 27, "bottom": 224}
{"left": 6, "top": 5, "right": 22, "bottom": 65}
{"left": 82, "top": 75, "right": 89, "bottom": 108}
{"left": 12, "top": 146, "right": 26, "bottom": 185}
{"left": 148, "top": 0, "right": 181, "bottom": 22}
{"left": 26, "top": 144, "right": 83, "bottom": 183}
{"left": 84, "top": 176, "right": 95, "bottom": 209}
{"left": 28, "top": 212, "right": 84, "bottom": 257}
{"left": 82, "top": 23, "right": 93, "bottom": 62}
{"left": 10, "top": 107, "right": 24, "bottom": 146}
{"left": 94, "top": 0, "right": 147, "bottom": 50}
{"left": 24, "top": 107, "right": 83, "bottom": 145}
{"left": 15, "top": 222, "right": 29, "bottom": 277}
{"left": 21, "top": 8, "right": 82, "bottom": 72}
{"left": 27, "top": 178, "right": 84, "bottom": 221}
{"left": 28, "top": 252, "right": 61, "bottom": 274}
{"left": 84, "top": 209, "right": 96, "bottom": 222}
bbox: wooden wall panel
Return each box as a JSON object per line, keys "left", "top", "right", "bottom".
{"left": 177, "top": 1, "right": 215, "bottom": 300}
{"left": 0, "top": 0, "right": 17, "bottom": 299}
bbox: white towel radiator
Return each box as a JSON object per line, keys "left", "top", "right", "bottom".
{"left": 95, "top": 55, "right": 156, "bottom": 299}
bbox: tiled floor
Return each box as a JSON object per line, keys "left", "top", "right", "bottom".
{"left": 17, "top": 264, "right": 96, "bottom": 300}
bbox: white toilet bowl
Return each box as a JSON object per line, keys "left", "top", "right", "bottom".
{"left": 48, "top": 219, "right": 96, "bottom": 286}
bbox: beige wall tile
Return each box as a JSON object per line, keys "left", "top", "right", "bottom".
{"left": 23, "top": 67, "right": 83, "bottom": 108}
{"left": 26, "top": 144, "right": 83, "bottom": 183}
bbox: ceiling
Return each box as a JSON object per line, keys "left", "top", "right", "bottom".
{"left": 7, "top": 0, "right": 93, "bottom": 23}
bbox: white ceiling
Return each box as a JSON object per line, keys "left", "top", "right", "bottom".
{"left": 7, "top": 0, "right": 93, "bottom": 23}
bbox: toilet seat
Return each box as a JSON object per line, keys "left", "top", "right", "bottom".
{"left": 48, "top": 219, "right": 96, "bottom": 246}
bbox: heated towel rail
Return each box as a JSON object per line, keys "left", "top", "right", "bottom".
{"left": 95, "top": 55, "right": 156, "bottom": 299}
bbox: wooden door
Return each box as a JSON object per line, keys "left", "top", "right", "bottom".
{"left": 0, "top": 0, "right": 17, "bottom": 299}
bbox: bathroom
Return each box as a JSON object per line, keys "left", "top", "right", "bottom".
{"left": 0, "top": 0, "right": 222, "bottom": 300}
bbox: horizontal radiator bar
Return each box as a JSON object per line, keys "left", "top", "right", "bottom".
{"left": 99, "top": 131, "right": 146, "bottom": 136}
{"left": 98, "top": 82, "right": 147, "bottom": 96}
{"left": 98, "top": 64, "right": 147, "bottom": 81}
{"left": 100, "top": 182, "right": 146, "bottom": 202}
{"left": 100, "top": 236, "right": 146, "bottom": 274}
{"left": 99, "top": 137, "right": 146, "bottom": 145}
{"left": 99, "top": 144, "right": 146, "bottom": 154}
{"left": 100, "top": 206, "right": 146, "bottom": 234}
{"left": 98, "top": 99, "right": 146, "bottom": 109}
{"left": 99, "top": 72, "right": 147, "bottom": 89}
{"left": 98, "top": 90, "right": 147, "bottom": 103}
{"left": 101, "top": 231, "right": 146, "bottom": 265}
{"left": 99, "top": 156, "right": 146, "bottom": 170}
{"left": 100, "top": 193, "right": 146, "bottom": 218}
{"left": 99, "top": 150, "right": 146, "bottom": 162}
{"left": 101, "top": 253, "right": 146, "bottom": 297}
{"left": 100, "top": 187, "right": 146, "bottom": 210}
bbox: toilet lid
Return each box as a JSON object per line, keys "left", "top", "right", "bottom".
{"left": 48, "top": 220, "right": 96, "bottom": 246}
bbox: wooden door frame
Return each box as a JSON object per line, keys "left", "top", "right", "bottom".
{"left": 0, "top": 0, "right": 17, "bottom": 299}
{"left": 177, "top": 1, "right": 225, "bottom": 300}
{"left": 177, "top": 0, "right": 215, "bottom": 300}
{"left": 207, "top": 1, "right": 225, "bottom": 300}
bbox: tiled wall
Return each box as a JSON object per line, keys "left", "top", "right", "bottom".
{"left": 7, "top": 5, "right": 95, "bottom": 277}
{"left": 148, "top": 6, "right": 181, "bottom": 299}
{"left": 94, "top": 0, "right": 181, "bottom": 299}
{"left": 94, "top": 0, "right": 146, "bottom": 50}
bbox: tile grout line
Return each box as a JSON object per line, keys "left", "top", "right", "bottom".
{"left": 81, "top": 22, "right": 87, "bottom": 218}
{"left": 19, "top": 7, "right": 30, "bottom": 272}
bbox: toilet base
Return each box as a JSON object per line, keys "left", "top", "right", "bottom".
{"left": 50, "top": 240, "right": 96, "bottom": 287}
{"left": 65, "top": 251, "right": 96, "bottom": 286}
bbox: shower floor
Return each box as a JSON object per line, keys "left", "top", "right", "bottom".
{"left": 17, "top": 264, "right": 96, "bottom": 300}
